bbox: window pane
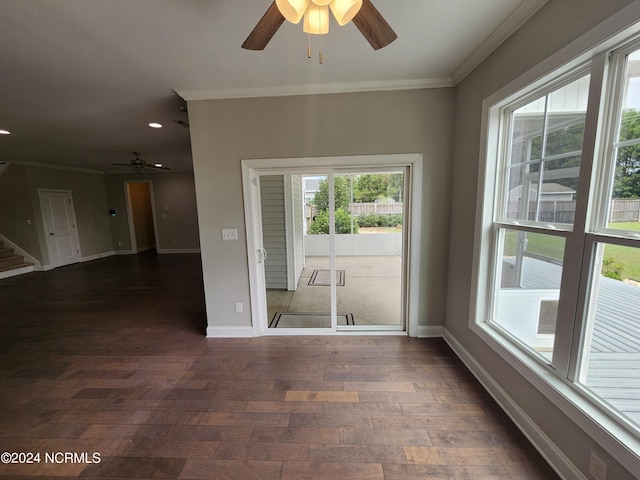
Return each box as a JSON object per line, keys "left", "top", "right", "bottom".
{"left": 337, "top": 172, "right": 405, "bottom": 327}
{"left": 493, "top": 228, "right": 566, "bottom": 360}
{"left": 578, "top": 243, "right": 640, "bottom": 428}
{"left": 502, "top": 76, "right": 588, "bottom": 226}
{"left": 506, "top": 164, "right": 538, "bottom": 221}
{"left": 509, "top": 100, "right": 545, "bottom": 166}
{"left": 608, "top": 50, "right": 640, "bottom": 233}
{"left": 545, "top": 77, "right": 589, "bottom": 157}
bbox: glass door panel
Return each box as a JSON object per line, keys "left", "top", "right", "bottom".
{"left": 334, "top": 171, "right": 405, "bottom": 329}
{"left": 264, "top": 174, "right": 331, "bottom": 329}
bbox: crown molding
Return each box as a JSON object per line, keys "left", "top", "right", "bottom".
{"left": 177, "top": 77, "right": 454, "bottom": 102}
{"left": 13, "top": 160, "right": 104, "bottom": 175}
{"left": 452, "top": 0, "right": 549, "bottom": 84}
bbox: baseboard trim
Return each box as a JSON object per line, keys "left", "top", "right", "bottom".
{"left": 157, "top": 248, "right": 201, "bottom": 254}
{"left": 0, "top": 264, "right": 34, "bottom": 280}
{"left": 443, "top": 329, "right": 586, "bottom": 480}
{"left": 206, "top": 326, "right": 254, "bottom": 338}
{"left": 81, "top": 251, "right": 114, "bottom": 262}
{"left": 415, "top": 325, "right": 443, "bottom": 338}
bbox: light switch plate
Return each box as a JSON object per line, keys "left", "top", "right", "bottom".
{"left": 222, "top": 228, "right": 238, "bottom": 241}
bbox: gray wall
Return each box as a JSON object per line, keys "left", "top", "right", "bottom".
{"left": 188, "top": 88, "right": 455, "bottom": 328}
{"left": 446, "top": 0, "right": 637, "bottom": 478}
{"left": 104, "top": 171, "right": 200, "bottom": 253}
{"left": 0, "top": 163, "right": 112, "bottom": 264}
{"left": 1, "top": 165, "right": 200, "bottom": 264}
{"left": 0, "top": 164, "right": 40, "bottom": 260}
{"left": 26, "top": 165, "right": 112, "bottom": 263}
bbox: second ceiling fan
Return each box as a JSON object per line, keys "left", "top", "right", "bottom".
{"left": 110, "top": 153, "right": 170, "bottom": 172}
{"left": 242, "top": 0, "right": 397, "bottom": 51}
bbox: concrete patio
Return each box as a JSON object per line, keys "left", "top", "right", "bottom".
{"left": 266, "top": 255, "right": 403, "bottom": 328}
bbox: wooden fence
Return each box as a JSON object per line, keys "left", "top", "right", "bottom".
{"left": 507, "top": 201, "right": 576, "bottom": 223}
{"left": 507, "top": 198, "right": 640, "bottom": 223}
{"left": 610, "top": 199, "right": 640, "bottom": 222}
{"left": 348, "top": 203, "right": 403, "bottom": 216}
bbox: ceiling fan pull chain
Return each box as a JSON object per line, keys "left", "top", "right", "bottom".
{"left": 308, "top": 32, "right": 312, "bottom": 59}
{"left": 318, "top": 6, "right": 323, "bottom": 64}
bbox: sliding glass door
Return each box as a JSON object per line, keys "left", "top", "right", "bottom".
{"left": 261, "top": 168, "right": 406, "bottom": 332}
{"left": 262, "top": 174, "right": 332, "bottom": 330}
{"left": 334, "top": 170, "right": 406, "bottom": 330}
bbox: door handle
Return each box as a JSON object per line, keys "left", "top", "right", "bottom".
{"left": 257, "top": 248, "right": 267, "bottom": 263}
{"left": 49, "top": 233, "right": 54, "bottom": 236}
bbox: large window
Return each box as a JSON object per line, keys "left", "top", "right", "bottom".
{"left": 491, "top": 74, "right": 589, "bottom": 361}
{"left": 482, "top": 41, "right": 640, "bottom": 439}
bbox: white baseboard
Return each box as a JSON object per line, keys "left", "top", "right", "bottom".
{"left": 415, "top": 325, "right": 444, "bottom": 338}
{"left": 0, "top": 264, "right": 34, "bottom": 280}
{"left": 81, "top": 251, "right": 114, "bottom": 262}
{"left": 206, "top": 326, "right": 254, "bottom": 338}
{"left": 443, "top": 329, "right": 585, "bottom": 480}
{"left": 157, "top": 248, "right": 201, "bottom": 254}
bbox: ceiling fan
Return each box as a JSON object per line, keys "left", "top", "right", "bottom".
{"left": 110, "top": 153, "right": 170, "bottom": 172}
{"left": 242, "top": 0, "right": 397, "bottom": 51}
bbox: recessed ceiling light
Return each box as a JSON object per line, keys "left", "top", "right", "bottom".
{"left": 0, "top": 129, "right": 10, "bottom": 135}
{"left": 149, "top": 122, "right": 162, "bottom": 129}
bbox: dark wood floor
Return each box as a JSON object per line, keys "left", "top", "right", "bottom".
{"left": 0, "top": 252, "right": 559, "bottom": 479}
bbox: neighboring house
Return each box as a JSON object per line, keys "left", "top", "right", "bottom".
{"left": 509, "top": 182, "right": 576, "bottom": 202}
{"left": 303, "top": 176, "right": 321, "bottom": 205}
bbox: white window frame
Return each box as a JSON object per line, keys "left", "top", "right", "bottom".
{"left": 470, "top": 8, "right": 640, "bottom": 472}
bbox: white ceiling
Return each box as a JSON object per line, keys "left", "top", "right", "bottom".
{"left": 0, "top": 0, "right": 546, "bottom": 172}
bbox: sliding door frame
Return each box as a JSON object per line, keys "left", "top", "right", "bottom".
{"left": 242, "top": 154, "right": 423, "bottom": 337}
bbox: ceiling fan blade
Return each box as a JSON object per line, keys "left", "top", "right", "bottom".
{"left": 110, "top": 163, "right": 132, "bottom": 166}
{"left": 148, "top": 165, "right": 171, "bottom": 170}
{"left": 242, "top": 2, "right": 286, "bottom": 50}
{"left": 351, "top": 0, "right": 397, "bottom": 50}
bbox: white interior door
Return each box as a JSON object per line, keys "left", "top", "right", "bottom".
{"left": 39, "top": 189, "right": 81, "bottom": 268}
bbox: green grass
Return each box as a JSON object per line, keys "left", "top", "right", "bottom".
{"left": 504, "top": 223, "right": 640, "bottom": 281}
{"left": 503, "top": 231, "right": 565, "bottom": 260}
{"left": 606, "top": 221, "right": 640, "bottom": 232}
{"left": 605, "top": 223, "right": 640, "bottom": 281}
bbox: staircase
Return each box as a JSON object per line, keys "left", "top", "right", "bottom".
{"left": 0, "top": 240, "right": 34, "bottom": 279}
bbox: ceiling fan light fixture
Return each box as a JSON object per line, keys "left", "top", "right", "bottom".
{"left": 329, "top": 0, "right": 362, "bottom": 26}
{"left": 303, "top": 3, "right": 329, "bottom": 35}
{"left": 275, "top": 0, "right": 309, "bottom": 24}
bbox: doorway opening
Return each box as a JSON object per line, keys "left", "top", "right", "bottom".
{"left": 124, "top": 181, "right": 158, "bottom": 253}
{"left": 242, "top": 154, "right": 423, "bottom": 336}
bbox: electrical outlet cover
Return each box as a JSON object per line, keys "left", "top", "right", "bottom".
{"left": 589, "top": 452, "right": 607, "bottom": 480}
